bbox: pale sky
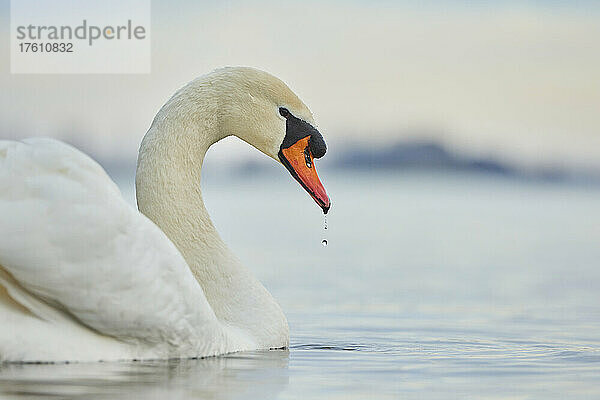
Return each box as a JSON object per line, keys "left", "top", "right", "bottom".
{"left": 1, "top": 0, "right": 599, "bottom": 169}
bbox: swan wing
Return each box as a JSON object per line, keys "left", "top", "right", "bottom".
{"left": 0, "top": 138, "right": 226, "bottom": 357}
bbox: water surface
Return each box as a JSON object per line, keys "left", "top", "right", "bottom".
{"left": 1, "top": 170, "right": 599, "bottom": 399}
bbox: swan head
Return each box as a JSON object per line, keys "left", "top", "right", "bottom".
{"left": 206, "top": 67, "right": 331, "bottom": 213}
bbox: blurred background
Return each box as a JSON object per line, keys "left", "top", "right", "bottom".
{"left": 1, "top": 0, "right": 600, "bottom": 177}
{"left": 1, "top": 1, "right": 600, "bottom": 398}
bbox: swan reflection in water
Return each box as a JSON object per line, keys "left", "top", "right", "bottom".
{"left": 0, "top": 350, "right": 290, "bottom": 399}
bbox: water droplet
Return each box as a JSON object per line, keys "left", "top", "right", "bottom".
{"left": 321, "top": 215, "right": 329, "bottom": 246}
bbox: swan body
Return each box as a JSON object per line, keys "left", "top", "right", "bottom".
{"left": 0, "top": 67, "right": 329, "bottom": 362}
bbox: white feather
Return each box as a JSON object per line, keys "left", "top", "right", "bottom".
{"left": 0, "top": 139, "right": 227, "bottom": 361}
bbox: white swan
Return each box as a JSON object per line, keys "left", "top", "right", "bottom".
{"left": 0, "top": 67, "right": 330, "bottom": 362}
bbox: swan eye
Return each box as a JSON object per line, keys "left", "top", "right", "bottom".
{"left": 304, "top": 145, "right": 312, "bottom": 168}
{"left": 279, "top": 107, "right": 290, "bottom": 118}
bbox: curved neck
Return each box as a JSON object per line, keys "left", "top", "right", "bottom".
{"left": 135, "top": 91, "right": 288, "bottom": 348}
{"left": 136, "top": 102, "right": 225, "bottom": 272}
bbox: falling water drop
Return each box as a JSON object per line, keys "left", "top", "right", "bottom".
{"left": 321, "top": 215, "right": 328, "bottom": 247}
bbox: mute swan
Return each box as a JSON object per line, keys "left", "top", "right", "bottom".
{"left": 0, "top": 67, "right": 330, "bottom": 362}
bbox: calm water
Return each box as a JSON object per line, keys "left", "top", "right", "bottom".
{"left": 1, "top": 168, "right": 600, "bottom": 399}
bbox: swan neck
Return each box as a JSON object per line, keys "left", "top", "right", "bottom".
{"left": 136, "top": 116, "right": 226, "bottom": 274}
{"left": 135, "top": 98, "right": 288, "bottom": 348}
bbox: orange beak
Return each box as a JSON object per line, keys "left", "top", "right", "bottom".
{"left": 279, "top": 136, "right": 331, "bottom": 213}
